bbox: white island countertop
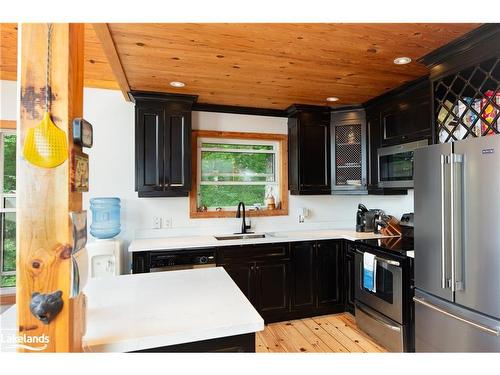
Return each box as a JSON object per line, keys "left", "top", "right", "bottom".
{"left": 82, "top": 267, "right": 264, "bottom": 352}
{"left": 129, "top": 229, "right": 396, "bottom": 252}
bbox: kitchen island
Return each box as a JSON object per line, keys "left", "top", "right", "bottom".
{"left": 82, "top": 267, "right": 264, "bottom": 352}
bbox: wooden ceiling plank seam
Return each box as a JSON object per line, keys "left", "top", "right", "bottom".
{"left": 91, "top": 23, "right": 131, "bottom": 101}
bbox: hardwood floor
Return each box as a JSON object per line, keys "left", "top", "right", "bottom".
{"left": 256, "top": 313, "right": 387, "bottom": 353}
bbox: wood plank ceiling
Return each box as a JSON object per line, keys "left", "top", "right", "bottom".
{"left": 0, "top": 23, "right": 118, "bottom": 89}
{"left": 108, "top": 23, "right": 479, "bottom": 108}
{"left": 1, "top": 23, "right": 480, "bottom": 109}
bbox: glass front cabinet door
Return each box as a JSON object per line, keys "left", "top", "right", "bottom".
{"left": 331, "top": 109, "right": 367, "bottom": 193}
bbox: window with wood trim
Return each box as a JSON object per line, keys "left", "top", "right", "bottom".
{"left": 0, "top": 130, "right": 16, "bottom": 291}
{"left": 190, "top": 131, "right": 288, "bottom": 218}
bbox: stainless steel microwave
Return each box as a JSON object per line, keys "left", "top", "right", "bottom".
{"left": 377, "top": 139, "right": 428, "bottom": 188}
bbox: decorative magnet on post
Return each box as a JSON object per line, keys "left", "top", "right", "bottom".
{"left": 29, "top": 290, "right": 64, "bottom": 325}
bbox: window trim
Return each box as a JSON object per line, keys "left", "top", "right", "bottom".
{"left": 190, "top": 130, "right": 288, "bottom": 218}
{"left": 0, "top": 129, "right": 16, "bottom": 291}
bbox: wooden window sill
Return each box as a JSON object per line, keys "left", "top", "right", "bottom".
{"left": 191, "top": 208, "right": 288, "bottom": 219}
{"left": 0, "top": 293, "right": 16, "bottom": 306}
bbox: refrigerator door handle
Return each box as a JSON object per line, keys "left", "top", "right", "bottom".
{"left": 413, "top": 297, "right": 500, "bottom": 336}
{"left": 450, "top": 153, "right": 464, "bottom": 292}
{"left": 440, "top": 154, "right": 448, "bottom": 289}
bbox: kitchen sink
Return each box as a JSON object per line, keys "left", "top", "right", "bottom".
{"left": 214, "top": 233, "right": 268, "bottom": 241}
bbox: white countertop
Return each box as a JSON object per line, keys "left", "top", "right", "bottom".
{"left": 129, "top": 229, "right": 396, "bottom": 252}
{"left": 82, "top": 267, "right": 264, "bottom": 352}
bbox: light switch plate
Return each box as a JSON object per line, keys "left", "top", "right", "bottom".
{"left": 162, "top": 217, "right": 172, "bottom": 229}
{"left": 152, "top": 217, "right": 161, "bottom": 229}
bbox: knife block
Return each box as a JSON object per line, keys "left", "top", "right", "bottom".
{"left": 380, "top": 216, "right": 403, "bottom": 237}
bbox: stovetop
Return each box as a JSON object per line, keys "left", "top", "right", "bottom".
{"left": 356, "top": 236, "right": 414, "bottom": 256}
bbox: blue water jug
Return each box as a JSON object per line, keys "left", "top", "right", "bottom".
{"left": 90, "top": 197, "right": 121, "bottom": 239}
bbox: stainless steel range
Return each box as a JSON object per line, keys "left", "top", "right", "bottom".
{"left": 353, "top": 214, "right": 414, "bottom": 352}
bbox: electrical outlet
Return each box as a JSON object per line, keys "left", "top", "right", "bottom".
{"left": 152, "top": 217, "right": 161, "bottom": 229}
{"left": 162, "top": 217, "right": 172, "bottom": 229}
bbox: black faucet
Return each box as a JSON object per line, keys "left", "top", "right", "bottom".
{"left": 236, "top": 202, "right": 252, "bottom": 234}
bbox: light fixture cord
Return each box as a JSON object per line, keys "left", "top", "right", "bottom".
{"left": 45, "top": 23, "right": 53, "bottom": 113}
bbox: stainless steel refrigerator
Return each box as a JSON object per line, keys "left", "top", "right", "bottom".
{"left": 414, "top": 135, "right": 500, "bottom": 352}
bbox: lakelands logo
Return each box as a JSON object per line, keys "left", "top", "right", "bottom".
{"left": 0, "top": 329, "right": 50, "bottom": 351}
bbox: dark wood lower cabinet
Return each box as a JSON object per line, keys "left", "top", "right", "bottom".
{"left": 133, "top": 333, "right": 255, "bottom": 353}
{"left": 344, "top": 242, "right": 356, "bottom": 315}
{"left": 220, "top": 240, "right": 345, "bottom": 323}
{"left": 288, "top": 240, "right": 344, "bottom": 319}
{"left": 222, "top": 262, "right": 254, "bottom": 301}
{"left": 254, "top": 259, "right": 291, "bottom": 319}
{"left": 290, "top": 242, "right": 316, "bottom": 312}
{"left": 220, "top": 246, "right": 291, "bottom": 323}
{"left": 316, "top": 241, "right": 343, "bottom": 311}
{"left": 133, "top": 240, "right": 350, "bottom": 325}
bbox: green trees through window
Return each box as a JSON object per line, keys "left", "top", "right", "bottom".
{"left": 198, "top": 141, "right": 279, "bottom": 209}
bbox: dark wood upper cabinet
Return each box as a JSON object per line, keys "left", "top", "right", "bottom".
{"left": 379, "top": 80, "right": 432, "bottom": 146}
{"left": 287, "top": 105, "right": 331, "bottom": 195}
{"left": 366, "top": 111, "right": 382, "bottom": 189}
{"left": 331, "top": 109, "right": 368, "bottom": 194}
{"left": 132, "top": 92, "right": 197, "bottom": 197}
{"left": 418, "top": 25, "right": 500, "bottom": 144}
{"left": 363, "top": 79, "right": 431, "bottom": 150}
{"left": 365, "top": 78, "right": 432, "bottom": 188}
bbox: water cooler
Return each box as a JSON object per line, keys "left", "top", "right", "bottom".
{"left": 87, "top": 197, "right": 124, "bottom": 278}
{"left": 86, "top": 240, "right": 123, "bottom": 277}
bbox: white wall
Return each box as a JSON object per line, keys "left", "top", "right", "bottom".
{"left": 82, "top": 88, "right": 414, "bottom": 255}
{"left": 0, "top": 80, "right": 17, "bottom": 120}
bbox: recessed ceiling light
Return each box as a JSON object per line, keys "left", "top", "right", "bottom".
{"left": 170, "top": 81, "right": 186, "bottom": 88}
{"left": 326, "top": 97, "right": 339, "bottom": 102}
{"left": 393, "top": 57, "right": 412, "bottom": 65}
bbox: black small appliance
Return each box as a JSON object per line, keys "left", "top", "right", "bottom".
{"left": 355, "top": 204, "right": 384, "bottom": 232}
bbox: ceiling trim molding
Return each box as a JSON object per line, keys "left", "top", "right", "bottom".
{"left": 193, "top": 103, "right": 287, "bottom": 117}
{"left": 91, "top": 23, "right": 131, "bottom": 101}
{"left": 418, "top": 24, "right": 500, "bottom": 70}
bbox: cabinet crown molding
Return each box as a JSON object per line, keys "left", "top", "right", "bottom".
{"left": 129, "top": 91, "right": 198, "bottom": 105}
{"left": 418, "top": 24, "right": 500, "bottom": 75}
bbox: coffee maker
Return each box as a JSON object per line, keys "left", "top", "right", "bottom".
{"left": 356, "top": 204, "right": 384, "bottom": 232}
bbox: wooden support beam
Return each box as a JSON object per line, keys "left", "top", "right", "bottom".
{"left": 91, "top": 23, "right": 131, "bottom": 101}
{"left": 17, "top": 23, "right": 85, "bottom": 353}
{"left": 0, "top": 120, "right": 16, "bottom": 129}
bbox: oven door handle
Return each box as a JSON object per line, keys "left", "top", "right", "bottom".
{"left": 355, "top": 302, "right": 401, "bottom": 332}
{"left": 355, "top": 249, "right": 400, "bottom": 267}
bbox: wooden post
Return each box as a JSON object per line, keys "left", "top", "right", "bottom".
{"left": 17, "top": 23, "right": 85, "bottom": 352}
